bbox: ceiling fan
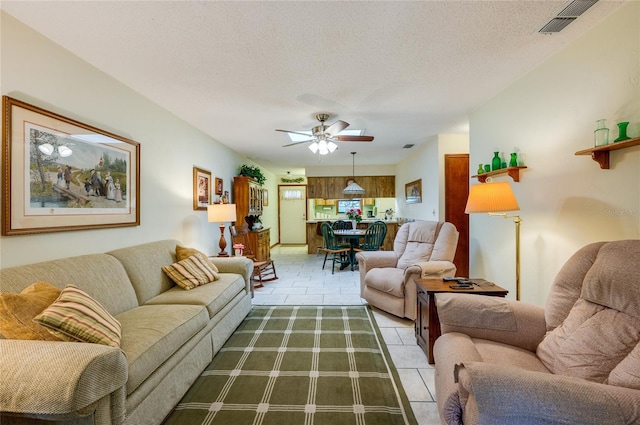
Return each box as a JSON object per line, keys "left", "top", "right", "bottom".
{"left": 277, "top": 113, "right": 374, "bottom": 154}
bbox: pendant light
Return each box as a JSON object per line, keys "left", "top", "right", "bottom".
{"left": 343, "top": 152, "right": 365, "bottom": 195}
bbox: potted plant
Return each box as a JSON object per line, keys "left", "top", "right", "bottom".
{"left": 238, "top": 164, "right": 266, "bottom": 185}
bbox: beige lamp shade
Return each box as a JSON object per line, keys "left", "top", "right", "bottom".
{"left": 207, "top": 203, "right": 237, "bottom": 223}
{"left": 465, "top": 181, "right": 520, "bottom": 214}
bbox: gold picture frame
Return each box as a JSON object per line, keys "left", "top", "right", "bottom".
{"left": 193, "top": 167, "right": 212, "bottom": 211}
{"left": 263, "top": 189, "right": 269, "bottom": 206}
{"left": 405, "top": 179, "right": 422, "bottom": 204}
{"left": 2, "top": 96, "right": 140, "bottom": 235}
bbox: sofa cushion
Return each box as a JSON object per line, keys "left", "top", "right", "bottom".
{"left": 145, "top": 273, "right": 245, "bottom": 318}
{"left": 0, "top": 254, "right": 139, "bottom": 316}
{"left": 0, "top": 281, "right": 62, "bottom": 341}
{"left": 107, "top": 240, "right": 180, "bottom": 305}
{"left": 116, "top": 304, "right": 208, "bottom": 395}
{"left": 364, "top": 268, "right": 405, "bottom": 297}
{"left": 396, "top": 222, "right": 441, "bottom": 269}
{"left": 176, "top": 245, "right": 219, "bottom": 273}
{"left": 34, "top": 285, "right": 122, "bottom": 348}
{"left": 162, "top": 254, "right": 220, "bottom": 290}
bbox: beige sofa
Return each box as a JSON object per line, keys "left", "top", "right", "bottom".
{"left": 356, "top": 220, "right": 459, "bottom": 320}
{"left": 433, "top": 240, "right": 640, "bottom": 425}
{"left": 0, "top": 239, "right": 253, "bottom": 425}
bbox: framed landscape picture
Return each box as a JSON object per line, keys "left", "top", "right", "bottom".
{"left": 193, "top": 167, "right": 212, "bottom": 210}
{"left": 405, "top": 179, "right": 422, "bottom": 204}
{"left": 2, "top": 96, "right": 140, "bottom": 235}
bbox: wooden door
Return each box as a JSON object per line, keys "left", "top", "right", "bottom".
{"left": 444, "top": 154, "right": 469, "bottom": 278}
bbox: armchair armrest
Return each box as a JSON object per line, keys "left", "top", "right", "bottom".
{"left": 435, "top": 293, "right": 546, "bottom": 351}
{"left": 209, "top": 256, "right": 254, "bottom": 293}
{"left": 457, "top": 362, "right": 640, "bottom": 425}
{"left": 355, "top": 251, "right": 398, "bottom": 271}
{"left": 410, "top": 261, "right": 457, "bottom": 279}
{"left": 0, "top": 340, "right": 127, "bottom": 421}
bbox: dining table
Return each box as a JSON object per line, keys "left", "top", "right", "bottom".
{"left": 333, "top": 228, "right": 366, "bottom": 270}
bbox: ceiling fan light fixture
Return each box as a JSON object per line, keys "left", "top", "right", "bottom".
{"left": 308, "top": 142, "right": 319, "bottom": 154}
{"left": 327, "top": 141, "right": 338, "bottom": 153}
{"left": 343, "top": 152, "right": 365, "bottom": 195}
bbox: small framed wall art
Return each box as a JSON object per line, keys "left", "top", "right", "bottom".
{"left": 193, "top": 167, "right": 212, "bottom": 210}
{"left": 215, "top": 177, "right": 223, "bottom": 195}
{"left": 2, "top": 96, "right": 140, "bottom": 235}
{"left": 405, "top": 179, "right": 422, "bottom": 204}
{"left": 263, "top": 189, "right": 269, "bottom": 206}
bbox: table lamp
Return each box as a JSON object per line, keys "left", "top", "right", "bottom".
{"left": 207, "top": 204, "right": 237, "bottom": 257}
{"left": 465, "top": 181, "right": 522, "bottom": 300}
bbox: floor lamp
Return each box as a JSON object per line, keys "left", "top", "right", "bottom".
{"left": 465, "top": 181, "right": 522, "bottom": 300}
{"left": 208, "top": 204, "right": 237, "bottom": 257}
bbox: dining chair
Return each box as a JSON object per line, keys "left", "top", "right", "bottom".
{"left": 331, "top": 220, "right": 352, "bottom": 262}
{"left": 354, "top": 220, "right": 387, "bottom": 252}
{"left": 320, "top": 222, "right": 351, "bottom": 274}
{"left": 229, "top": 224, "right": 277, "bottom": 287}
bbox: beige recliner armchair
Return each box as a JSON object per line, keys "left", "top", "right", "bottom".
{"left": 433, "top": 240, "right": 640, "bottom": 425}
{"left": 356, "top": 220, "right": 459, "bottom": 320}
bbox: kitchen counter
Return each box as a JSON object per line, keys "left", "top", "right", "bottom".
{"left": 306, "top": 219, "right": 398, "bottom": 224}
{"left": 306, "top": 220, "right": 399, "bottom": 253}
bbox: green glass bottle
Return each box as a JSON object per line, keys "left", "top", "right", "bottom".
{"left": 491, "top": 152, "right": 501, "bottom": 171}
{"left": 477, "top": 164, "right": 485, "bottom": 174}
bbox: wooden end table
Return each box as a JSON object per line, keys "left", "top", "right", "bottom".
{"left": 415, "top": 278, "right": 508, "bottom": 364}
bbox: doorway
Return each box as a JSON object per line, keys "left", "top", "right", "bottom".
{"left": 278, "top": 185, "right": 307, "bottom": 244}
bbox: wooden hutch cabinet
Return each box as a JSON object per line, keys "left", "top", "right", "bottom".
{"left": 233, "top": 176, "right": 271, "bottom": 262}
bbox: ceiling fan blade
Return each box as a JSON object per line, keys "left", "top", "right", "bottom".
{"left": 275, "top": 129, "right": 313, "bottom": 138}
{"left": 324, "top": 120, "right": 349, "bottom": 136}
{"left": 336, "top": 135, "right": 374, "bottom": 142}
{"left": 282, "top": 140, "right": 314, "bottom": 147}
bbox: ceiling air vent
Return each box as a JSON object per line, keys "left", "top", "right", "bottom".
{"left": 403, "top": 144, "right": 415, "bottom": 149}
{"left": 539, "top": 0, "right": 598, "bottom": 34}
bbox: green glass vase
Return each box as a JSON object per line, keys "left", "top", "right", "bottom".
{"left": 491, "top": 152, "right": 501, "bottom": 171}
{"left": 477, "top": 164, "right": 485, "bottom": 174}
{"left": 614, "top": 121, "right": 631, "bottom": 142}
{"left": 509, "top": 153, "right": 518, "bottom": 167}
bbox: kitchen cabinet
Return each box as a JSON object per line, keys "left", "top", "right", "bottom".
{"left": 307, "top": 176, "right": 395, "bottom": 199}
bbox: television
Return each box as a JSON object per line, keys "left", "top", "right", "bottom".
{"left": 337, "top": 199, "right": 361, "bottom": 214}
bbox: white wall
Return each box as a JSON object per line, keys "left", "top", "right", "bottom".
{"left": 395, "top": 134, "right": 469, "bottom": 221}
{"left": 0, "top": 12, "right": 259, "bottom": 267}
{"left": 469, "top": 2, "right": 640, "bottom": 305}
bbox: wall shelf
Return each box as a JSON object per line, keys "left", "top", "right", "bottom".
{"left": 471, "top": 166, "right": 528, "bottom": 183}
{"left": 575, "top": 136, "right": 640, "bottom": 169}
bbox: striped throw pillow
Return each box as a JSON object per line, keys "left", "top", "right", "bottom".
{"left": 162, "top": 254, "right": 220, "bottom": 290}
{"left": 34, "top": 285, "right": 122, "bottom": 347}
{"left": 176, "top": 245, "right": 219, "bottom": 273}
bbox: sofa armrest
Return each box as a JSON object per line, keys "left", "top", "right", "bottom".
{"left": 435, "top": 293, "right": 546, "bottom": 351}
{"left": 456, "top": 362, "right": 640, "bottom": 425}
{"left": 209, "top": 256, "right": 254, "bottom": 293}
{"left": 0, "top": 340, "right": 127, "bottom": 421}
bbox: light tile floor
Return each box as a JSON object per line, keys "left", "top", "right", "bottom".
{"left": 253, "top": 245, "right": 441, "bottom": 425}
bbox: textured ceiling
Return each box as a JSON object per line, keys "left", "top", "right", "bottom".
{"left": 1, "top": 1, "right": 627, "bottom": 175}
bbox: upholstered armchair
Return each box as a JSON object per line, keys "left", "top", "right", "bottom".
{"left": 356, "top": 220, "right": 459, "bottom": 320}
{"left": 433, "top": 240, "right": 640, "bottom": 425}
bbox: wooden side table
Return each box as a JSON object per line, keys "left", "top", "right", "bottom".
{"left": 415, "top": 278, "right": 508, "bottom": 364}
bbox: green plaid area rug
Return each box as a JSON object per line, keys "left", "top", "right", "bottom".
{"left": 163, "top": 305, "right": 418, "bottom": 425}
